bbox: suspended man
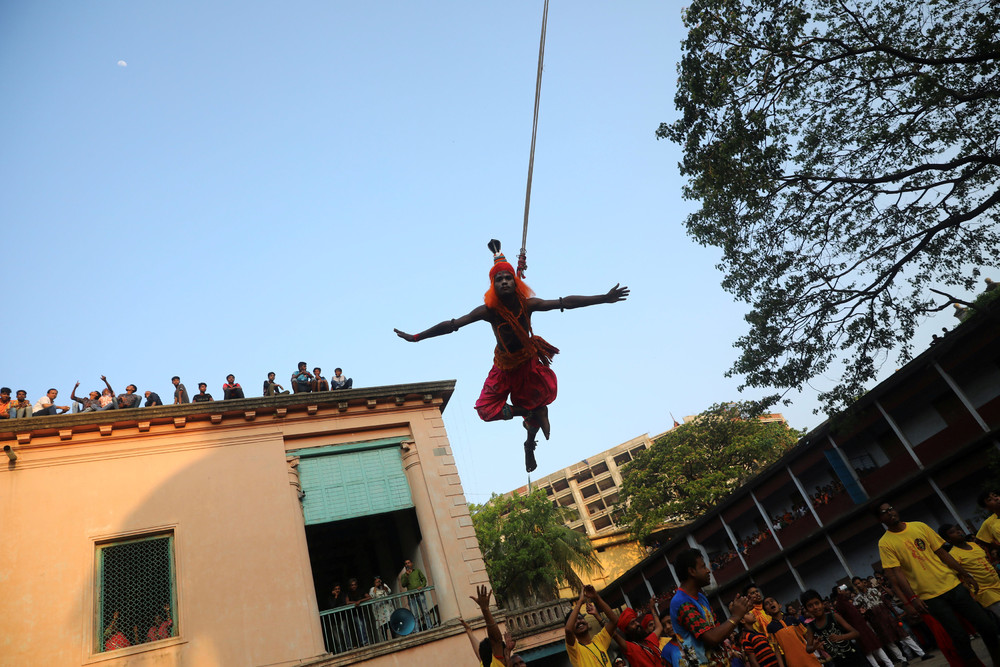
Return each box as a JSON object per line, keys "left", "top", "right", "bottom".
{"left": 394, "top": 240, "right": 629, "bottom": 473}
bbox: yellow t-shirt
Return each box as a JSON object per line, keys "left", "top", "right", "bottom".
{"left": 950, "top": 542, "right": 1000, "bottom": 607}
{"left": 488, "top": 656, "right": 506, "bottom": 667}
{"left": 977, "top": 514, "right": 1000, "bottom": 547}
{"left": 879, "top": 521, "right": 960, "bottom": 600}
{"left": 566, "top": 626, "right": 612, "bottom": 667}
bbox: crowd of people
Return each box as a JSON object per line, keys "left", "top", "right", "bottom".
{"left": 0, "top": 362, "right": 354, "bottom": 419}
{"left": 470, "top": 487, "right": 1000, "bottom": 667}
{"left": 709, "top": 481, "right": 848, "bottom": 571}
{"left": 100, "top": 603, "right": 174, "bottom": 653}
{"left": 322, "top": 558, "right": 435, "bottom": 654}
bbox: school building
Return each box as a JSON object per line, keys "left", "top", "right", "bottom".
{"left": 601, "top": 302, "right": 1000, "bottom": 612}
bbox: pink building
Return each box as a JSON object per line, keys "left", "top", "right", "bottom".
{"left": 0, "top": 379, "right": 497, "bottom": 666}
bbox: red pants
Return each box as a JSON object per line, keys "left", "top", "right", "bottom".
{"left": 474, "top": 357, "right": 557, "bottom": 421}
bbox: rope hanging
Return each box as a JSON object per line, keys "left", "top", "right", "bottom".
{"left": 518, "top": 0, "right": 549, "bottom": 279}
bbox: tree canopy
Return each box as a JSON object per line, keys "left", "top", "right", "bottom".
{"left": 662, "top": 0, "right": 1000, "bottom": 412}
{"left": 470, "top": 489, "right": 601, "bottom": 608}
{"left": 619, "top": 403, "right": 801, "bottom": 540}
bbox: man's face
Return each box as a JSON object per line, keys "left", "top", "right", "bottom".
{"left": 985, "top": 492, "right": 1000, "bottom": 513}
{"left": 878, "top": 503, "right": 900, "bottom": 525}
{"left": 348, "top": 581, "right": 358, "bottom": 591}
{"left": 573, "top": 613, "right": 589, "bottom": 636}
{"left": 804, "top": 598, "right": 825, "bottom": 619}
{"left": 227, "top": 376, "right": 234, "bottom": 383}
{"left": 335, "top": 369, "right": 343, "bottom": 377}
{"left": 493, "top": 271, "right": 516, "bottom": 296}
{"left": 198, "top": 384, "right": 207, "bottom": 392}
{"left": 0, "top": 391, "right": 9, "bottom": 401}
{"left": 763, "top": 598, "right": 780, "bottom": 615}
{"left": 747, "top": 587, "right": 762, "bottom": 604}
{"left": 313, "top": 368, "right": 321, "bottom": 375}
{"left": 945, "top": 525, "right": 966, "bottom": 543}
{"left": 690, "top": 556, "right": 712, "bottom": 587}
{"left": 626, "top": 617, "right": 641, "bottom": 638}
{"left": 144, "top": 391, "right": 151, "bottom": 398}
{"left": 332, "top": 585, "right": 341, "bottom": 597}
{"left": 126, "top": 385, "right": 136, "bottom": 394}
{"left": 16, "top": 390, "right": 26, "bottom": 400}
{"left": 298, "top": 363, "right": 307, "bottom": 371}
{"left": 90, "top": 391, "right": 100, "bottom": 400}
{"left": 268, "top": 373, "right": 276, "bottom": 381}
{"left": 404, "top": 559, "right": 413, "bottom": 571}
{"left": 47, "top": 389, "right": 58, "bottom": 400}
{"left": 172, "top": 378, "right": 180, "bottom": 386}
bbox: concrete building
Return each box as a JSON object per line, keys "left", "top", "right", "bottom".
{"left": 601, "top": 303, "right": 1000, "bottom": 614}
{"left": 0, "top": 380, "right": 501, "bottom": 666}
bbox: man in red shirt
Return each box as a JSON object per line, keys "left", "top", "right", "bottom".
{"left": 614, "top": 607, "right": 667, "bottom": 666}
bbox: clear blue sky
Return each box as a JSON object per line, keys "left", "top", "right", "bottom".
{"left": 0, "top": 1, "right": 965, "bottom": 501}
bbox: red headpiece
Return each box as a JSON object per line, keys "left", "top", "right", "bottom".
{"left": 617, "top": 608, "right": 637, "bottom": 632}
{"left": 488, "top": 238, "right": 516, "bottom": 281}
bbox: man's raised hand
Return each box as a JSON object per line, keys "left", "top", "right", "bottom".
{"left": 606, "top": 284, "right": 630, "bottom": 303}
{"left": 471, "top": 584, "right": 493, "bottom": 610}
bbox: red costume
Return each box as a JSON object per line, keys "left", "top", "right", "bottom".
{"left": 473, "top": 246, "right": 558, "bottom": 425}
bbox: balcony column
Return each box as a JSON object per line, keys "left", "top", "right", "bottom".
{"left": 787, "top": 466, "right": 824, "bottom": 527}
{"left": 665, "top": 554, "right": 680, "bottom": 587}
{"left": 826, "top": 435, "right": 869, "bottom": 499}
{"left": 751, "top": 491, "right": 782, "bottom": 550}
{"left": 928, "top": 476, "right": 966, "bottom": 527}
{"left": 718, "top": 516, "right": 750, "bottom": 571}
{"left": 933, "top": 360, "right": 1000, "bottom": 453}
{"left": 784, "top": 557, "right": 806, "bottom": 592}
{"left": 875, "top": 400, "right": 924, "bottom": 470}
{"left": 642, "top": 571, "right": 656, "bottom": 599}
{"left": 825, "top": 534, "right": 854, "bottom": 579}
{"left": 686, "top": 533, "right": 720, "bottom": 588}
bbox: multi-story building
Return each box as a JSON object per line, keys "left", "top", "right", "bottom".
{"left": 0, "top": 379, "right": 500, "bottom": 666}
{"left": 601, "top": 302, "right": 1000, "bottom": 614}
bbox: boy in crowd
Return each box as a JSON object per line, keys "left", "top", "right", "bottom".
{"left": 222, "top": 375, "right": 244, "bottom": 400}
{"left": 70, "top": 382, "right": 102, "bottom": 412}
{"left": 0, "top": 387, "right": 10, "bottom": 418}
{"left": 292, "top": 362, "right": 313, "bottom": 393}
{"left": 144, "top": 390, "right": 163, "bottom": 407}
{"left": 565, "top": 585, "right": 619, "bottom": 667}
{"left": 740, "top": 610, "right": 783, "bottom": 667}
{"left": 172, "top": 376, "right": 189, "bottom": 404}
{"left": 263, "top": 372, "right": 289, "bottom": 396}
{"left": 10, "top": 390, "right": 32, "bottom": 418}
{"left": 940, "top": 523, "right": 1000, "bottom": 621}
{"left": 800, "top": 590, "right": 860, "bottom": 667}
{"left": 311, "top": 368, "right": 329, "bottom": 392}
{"left": 192, "top": 383, "right": 213, "bottom": 402}
{"left": 332, "top": 368, "right": 353, "bottom": 390}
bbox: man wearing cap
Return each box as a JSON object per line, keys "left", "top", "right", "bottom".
{"left": 614, "top": 607, "right": 667, "bottom": 666}
{"left": 394, "top": 239, "right": 629, "bottom": 472}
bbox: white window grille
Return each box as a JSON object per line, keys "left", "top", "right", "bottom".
{"left": 95, "top": 532, "right": 177, "bottom": 653}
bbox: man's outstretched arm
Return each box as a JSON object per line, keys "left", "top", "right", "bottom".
{"left": 528, "top": 284, "right": 629, "bottom": 313}
{"left": 394, "top": 305, "right": 489, "bottom": 342}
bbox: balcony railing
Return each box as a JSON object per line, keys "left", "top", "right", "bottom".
{"left": 506, "top": 598, "right": 575, "bottom": 638}
{"left": 319, "top": 587, "right": 438, "bottom": 655}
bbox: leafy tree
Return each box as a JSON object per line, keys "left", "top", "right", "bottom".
{"left": 662, "top": 0, "right": 1000, "bottom": 412}
{"left": 619, "top": 403, "right": 801, "bottom": 540}
{"left": 470, "top": 489, "right": 602, "bottom": 608}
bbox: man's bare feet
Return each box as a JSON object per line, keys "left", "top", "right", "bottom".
{"left": 534, "top": 405, "right": 550, "bottom": 440}
{"left": 524, "top": 439, "right": 537, "bottom": 473}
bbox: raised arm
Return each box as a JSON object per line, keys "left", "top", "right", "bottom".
{"left": 528, "top": 284, "right": 629, "bottom": 313}
{"left": 458, "top": 618, "right": 480, "bottom": 660}
{"left": 585, "top": 585, "right": 619, "bottom": 635}
{"left": 565, "top": 589, "right": 587, "bottom": 645}
{"left": 471, "top": 585, "right": 504, "bottom": 662}
{"left": 394, "top": 305, "right": 489, "bottom": 342}
{"left": 71, "top": 382, "right": 83, "bottom": 404}
{"left": 101, "top": 375, "right": 114, "bottom": 395}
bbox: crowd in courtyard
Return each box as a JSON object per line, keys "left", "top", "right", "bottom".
{"left": 468, "top": 488, "right": 1000, "bottom": 667}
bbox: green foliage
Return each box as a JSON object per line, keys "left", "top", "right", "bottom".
{"left": 619, "top": 402, "right": 801, "bottom": 540}
{"left": 662, "top": 0, "right": 1000, "bottom": 414}
{"left": 469, "top": 489, "right": 602, "bottom": 608}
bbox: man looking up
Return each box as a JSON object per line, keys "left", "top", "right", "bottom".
{"left": 395, "top": 239, "right": 629, "bottom": 473}
{"left": 565, "top": 584, "right": 619, "bottom": 667}
{"left": 670, "top": 548, "right": 750, "bottom": 667}
{"left": 876, "top": 501, "right": 1000, "bottom": 667}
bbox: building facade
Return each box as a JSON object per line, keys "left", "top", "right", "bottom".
{"left": 602, "top": 304, "right": 1000, "bottom": 614}
{"left": 0, "top": 380, "right": 497, "bottom": 666}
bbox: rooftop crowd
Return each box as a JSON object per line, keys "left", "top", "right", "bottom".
{"left": 0, "top": 362, "right": 354, "bottom": 420}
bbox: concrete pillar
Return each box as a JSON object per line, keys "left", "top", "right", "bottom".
{"left": 719, "top": 516, "right": 750, "bottom": 571}
{"left": 788, "top": 466, "right": 824, "bottom": 527}
{"left": 751, "top": 491, "right": 783, "bottom": 550}
{"left": 875, "top": 400, "right": 923, "bottom": 470}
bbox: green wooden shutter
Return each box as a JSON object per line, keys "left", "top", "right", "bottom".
{"left": 297, "top": 443, "right": 414, "bottom": 525}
